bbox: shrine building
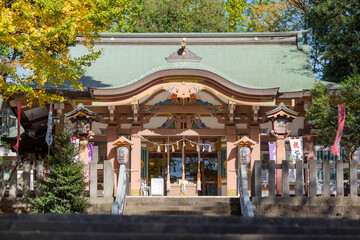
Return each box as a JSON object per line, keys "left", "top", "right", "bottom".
{"left": 8, "top": 32, "right": 338, "bottom": 197}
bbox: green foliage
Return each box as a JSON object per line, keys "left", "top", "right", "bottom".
{"left": 308, "top": 0, "right": 360, "bottom": 82}
{"left": 30, "top": 132, "right": 89, "bottom": 213}
{"left": 306, "top": 74, "right": 360, "bottom": 158}
{"left": 131, "top": 0, "right": 227, "bottom": 33}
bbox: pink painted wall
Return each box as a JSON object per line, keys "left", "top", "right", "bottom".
{"left": 79, "top": 139, "right": 90, "bottom": 190}
{"left": 106, "top": 125, "right": 118, "bottom": 194}
{"left": 226, "top": 126, "right": 237, "bottom": 196}
{"left": 276, "top": 137, "right": 286, "bottom": 195}
{"left": 130, "top": 126, "right": 141, "bottom": 196}
{"left": 250, "top": 125, "right": 261, "bottom": 168}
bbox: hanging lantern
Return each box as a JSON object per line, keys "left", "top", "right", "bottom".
{"left": 65, "top": 103, "right": 101, "bottom": 140}
{"left": 264, "top": 102, "right": 298, "bottom": 136}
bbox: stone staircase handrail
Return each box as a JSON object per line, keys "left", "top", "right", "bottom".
{"left": 238, "top": 164, "right": 254, "bottom": 217}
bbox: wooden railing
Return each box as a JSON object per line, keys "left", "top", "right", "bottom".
{"left": 0, "top": 159, "right": 115, "bottom": 202}
{"left": 88, "top": 160, "right": 114, "bottom": 202}
{"left": 251, "top": 160, "right": 359, "bottom": 197}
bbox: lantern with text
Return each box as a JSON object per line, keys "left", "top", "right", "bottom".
{"left": 264, "top": 102, "right": 298, "bottom": 136}
{"left": 234, "top": 136, "right": 257, "bottom": 165}
{"left": 264, "top": 102, "right": 298, "bottom": 195}
{"left": 113, "top": 136, "right": 133, "bottom": 165}
{"left": 65, "top": 103, "right": 101, "bottom": 140}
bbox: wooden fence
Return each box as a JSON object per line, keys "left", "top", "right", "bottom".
{"left": 0, "top": 159, "right": 114, "bottom": 202}
{"left": 251, "top": 160, "right": 359, "bottom": 197}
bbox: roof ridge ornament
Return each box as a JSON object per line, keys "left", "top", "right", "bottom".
{"left": 165, "top": 38, "right": 202, "bottom": 63}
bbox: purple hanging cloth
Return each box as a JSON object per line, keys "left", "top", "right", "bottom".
{"left": 88, "top": 143, "right": 94, "bottom": 164}
{"left": 88, "top": 143, "right": 94, "bottom": 180}
{"left": 268, "top": 142, "right": 276, "bottom": 161}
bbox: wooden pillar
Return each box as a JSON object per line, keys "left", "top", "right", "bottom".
{"left": 226, "top": 126, "right": 237, "bottom": 196}
{"left": 0, "top": 161, "right": 3, "bottom": 198}
{"left": 36, "top": 161, "right": 44, "bottom": 196}
{"left": 276, "top": 136, "right": 286, "bottom": 195}
{"left": 9, "top": 161, "right": 17, "bottom": 199}
{"left": 22, "top": 161, "right": 31, "bottom": 199}
{"left": 106, "top": 125, "right": 118, "bottom": 193}
{"left": 282, "top": 160, "right": 289, "bottom": 197}
{"left": 336, "top": 160, "right": 344, "bottom": 196}
{"left": 103, "top": 160, "right": 114, "bottom": 200}
{"left": 249, "top": 125, "right": 261, "bottom": 194}
{"left": 90, "top": 158, "right": 98, "bottom": 200}
{"left": 130, "top": 126, "right": 141, "bottom": 196}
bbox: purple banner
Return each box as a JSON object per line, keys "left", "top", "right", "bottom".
{"left": 88, "top": 143, "right": 94, "bottom": 164}
{"left": 268, "top": 142, "right": 276, "bottom": 161}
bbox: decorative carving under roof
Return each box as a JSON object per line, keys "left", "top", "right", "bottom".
{"left": 234, "top": 136, "right": 257, "bottom": 146}
{"left": 65, "top": 103, "right": 101, "bottom": 122}
{"left": 264, "top": 102, "right": 298, "bottom": 121}
{"left": 113, "top": 136, "right": 134, "bottom": 146}
{"left": 163, "top": 83, "right": 204, "bottom": 99}
{"left": 165, "top": 47, "right": 202, "bottom": 63}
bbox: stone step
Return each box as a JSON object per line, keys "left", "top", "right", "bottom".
{"left": 2, "top": 219, "right": 360, "bottom": 235}
{"left": 126, "top": 196, "right": 239, "bottom": 202}
{"left": 3, "top": 232, "right": 359, "bottom": 240}
{"left": 124, "top": 210, "right": 239, "bottom": 216}
{"left": 124, "top": 196, "right": 241, "bottom": 216}
{"left": 1, "top": 215, "right": 360, "bottom": 240}
{"left": 125, "top": 202, "right": 239, "bottom": 208}
{"left": 126, "top": 199, "right": 240, "bottom": 207}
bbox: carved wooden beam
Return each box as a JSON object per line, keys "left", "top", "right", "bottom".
{"left": 252, "top": 105, "right": 259, "bottom": 122}
{"left": 108, "top": 106, "right": 115, "bottom": 125}
{"left": 227, "top": 101, "right": 236, "bottom": 123}
{"left": 131, "top": 101, "right": 140, "bottom": 124}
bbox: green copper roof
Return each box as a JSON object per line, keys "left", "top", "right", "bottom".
{"left": 69, "top": 32, "right": 321, "bottom": 93}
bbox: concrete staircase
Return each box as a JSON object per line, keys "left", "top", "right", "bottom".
{"left": 1, "top": 214, "right": 360, "bottom": 239}
{"left": 124, "top": 196, "right": 241, "bottom": 216}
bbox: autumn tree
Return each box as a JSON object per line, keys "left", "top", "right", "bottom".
{"left": 226, "top": 0, "right": 248, "bottom": 32}
{"left": 131, "top": 0, "right": 227, "bottom": 33}
{"left": 0, "top": 0, "right": 129, "bottom": 106}
{"left": 246, "top": 0, "right": 309, "bottom": 32}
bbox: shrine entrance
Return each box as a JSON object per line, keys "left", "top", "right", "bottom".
{"left": 145, "top": 137, "right": 220, "bottom": 196}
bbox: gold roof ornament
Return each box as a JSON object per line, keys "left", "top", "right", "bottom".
{"left": 113, "top": 135, "right": 134, "bottom": 146}
{"left": 181, "top": 37, "right": 186, "bottom": 48}
{"left": 234, "top": 136, "right": 257, "bottom": 146}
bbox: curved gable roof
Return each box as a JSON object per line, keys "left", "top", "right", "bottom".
{"left": 69, "top": 32, "right": 317, "bottom": 93}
